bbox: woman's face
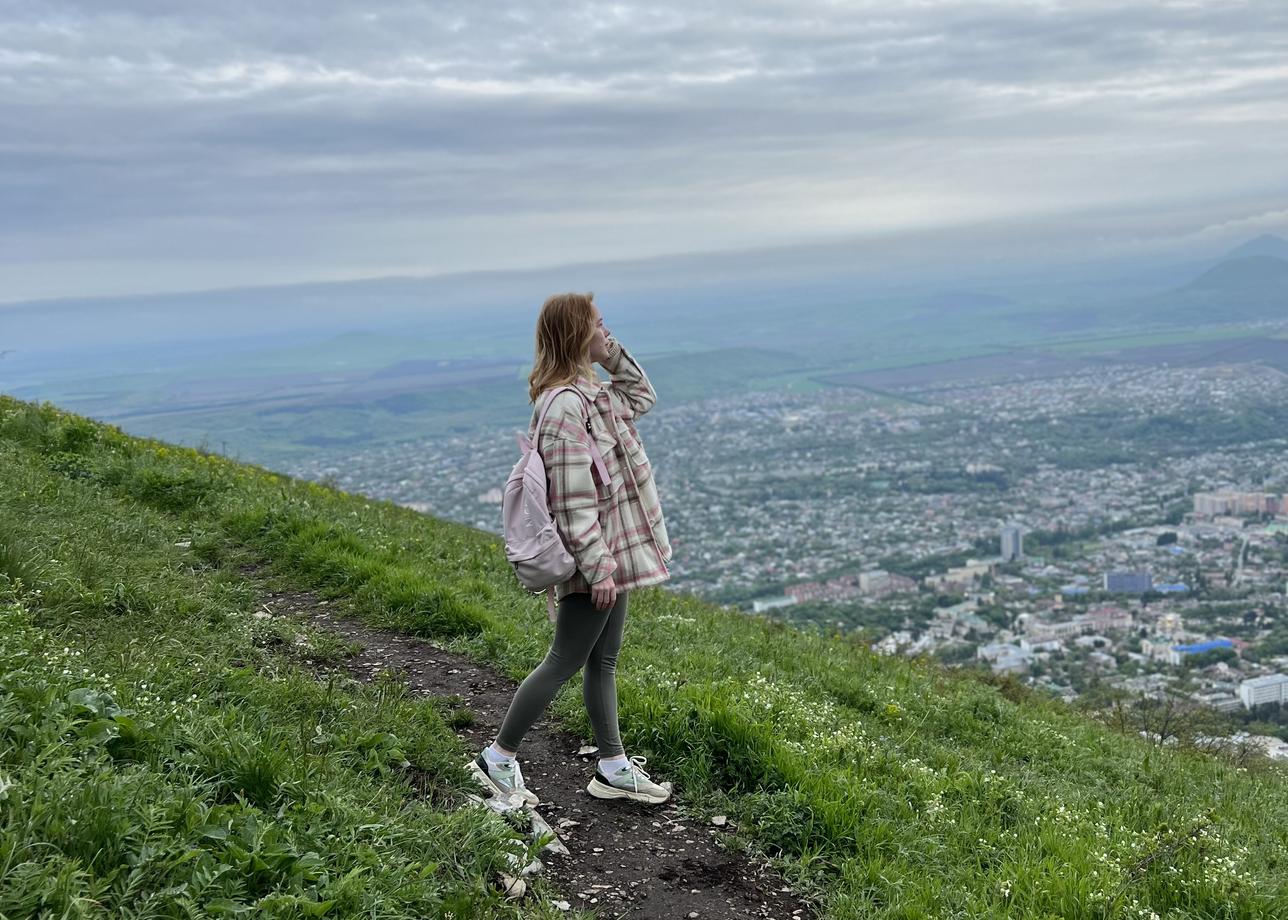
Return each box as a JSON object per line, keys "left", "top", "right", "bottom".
{"left": 587, "top": 304, "right": 611, "bottom": 365}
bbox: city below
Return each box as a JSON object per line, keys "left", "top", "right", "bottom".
{"left": 291, "top": 348, "right": 1288, "bottom": 759}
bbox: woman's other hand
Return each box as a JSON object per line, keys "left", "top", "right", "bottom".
{"left": 591, "top": 574, "right": 618, "bottom": 611}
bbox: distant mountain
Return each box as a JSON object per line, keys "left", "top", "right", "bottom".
{"left": 1183, "top": 254, "right": 1288, "bottom": 293}
{"left": 7, "top": 225, "right": 1286, "bottom": 393}
{"left": 1222, "top": 233, "right": 1288, "bottom": 262}
{"left": 8, "top": 224, "right": 1260, "bottom": 371}
{"left": 1124, "top": 253, "right": 1288, "bottom": 326}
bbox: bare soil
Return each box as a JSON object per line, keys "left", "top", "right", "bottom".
{"left": 259, "top": 586, "right": 819, "bottom": 920}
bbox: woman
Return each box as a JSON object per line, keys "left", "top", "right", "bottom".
{"left": 470, "top": 292, "right": 674, "bottom": 805}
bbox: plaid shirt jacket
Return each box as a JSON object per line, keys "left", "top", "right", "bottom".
{"left": 530, "top": 338, "right": 673, "bottom": 599}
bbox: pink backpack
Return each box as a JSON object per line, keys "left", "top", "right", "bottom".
{"left": 503, "top": 386, "right": 609, "bottom": 619}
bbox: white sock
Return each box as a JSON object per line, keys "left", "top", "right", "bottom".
{"left": 599, "top": 754, "right": 629, "bottom": 775}
{"left": 485, "top": 744, "right": 515, "bottom": 765}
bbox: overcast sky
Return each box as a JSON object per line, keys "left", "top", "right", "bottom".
{"left": 3, "top": 0, "right": 1287, "bottom": 303}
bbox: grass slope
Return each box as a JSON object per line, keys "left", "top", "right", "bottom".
{"left": 0, "top": 404, "right": 562, "bottom": 918}
{"left": 2, "top": 395, "right": 1287, "bottom": 919}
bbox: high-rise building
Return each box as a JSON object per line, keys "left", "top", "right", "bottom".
{"left": 1239, "top": 674, "right": 1288, "bottom": 709}
{"left": 1104, "top": 571, "right": 1153, "bottom": 594}
{"left": 1000, "top": 525, "right": 1024, "bottom": 562}
{"left": 859, "top": 570, "right": 891, "bottom": 593}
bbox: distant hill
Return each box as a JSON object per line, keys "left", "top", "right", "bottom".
{"left": 1185, "top": 254, "right": 1288, "bottom": 293}
{"left": 1122, "top": 252, "right": 1288, "bottom": 326}
{"left": 1223, "top": 233, "right": 1288, "bottom": 262}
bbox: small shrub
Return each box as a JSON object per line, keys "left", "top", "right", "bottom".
{"left": 202, "top": 734, "right": 297, "bottom": 808}
{"left": 46, "top": 451, "right": 94, "bottom": 480}
{"left": 126, "top": 465, "right": 226, "bottom": 513}
{"left": 446, "top": 707, "right": 476, "bottom": 730}
{"left": 354, "top": 570, "right": 491, "bottom": 638}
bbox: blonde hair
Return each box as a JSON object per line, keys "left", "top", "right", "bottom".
{"left": 528, "top": 292, "right": 597, "bottom": 403}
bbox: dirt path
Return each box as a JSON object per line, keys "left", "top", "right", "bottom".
{"left": 259, "top": 587, "right": 818, "bottom": 920}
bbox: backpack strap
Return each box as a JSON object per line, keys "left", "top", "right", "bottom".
{"left": 529, "top": 385, "right": 610, "bottom": 486}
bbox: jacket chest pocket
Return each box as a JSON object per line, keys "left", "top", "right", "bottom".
{"left": 591, "top": 426, "right": 625, "bottom": 501}
{"left": 620, "top": 427, "right": 649, "bottom": 469}
{"left": 614, "top": 420, "right": 652, "bottom": 486}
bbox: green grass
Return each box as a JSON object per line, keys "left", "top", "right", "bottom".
{"left": 3, "top": 395, "right": 1288, "bottom": 919}
{"left": 0, "top": 401, "right": 571, "bottom": 919}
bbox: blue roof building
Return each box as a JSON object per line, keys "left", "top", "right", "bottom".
{"left": 1164, "top": 637, "right": 1235, "bottom": 666}
{"left": 1173, "top": 639, "right": 1233, "bottom": 655}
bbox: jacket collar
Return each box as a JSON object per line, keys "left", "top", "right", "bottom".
{"left": 570, "top": 374, "right": 604, "bottom": 402}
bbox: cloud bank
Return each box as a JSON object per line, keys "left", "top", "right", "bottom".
{"left": 2, "top": 0, "right": 1286, "bottom": 301}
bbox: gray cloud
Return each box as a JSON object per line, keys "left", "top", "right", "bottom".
{"left": 2, "top": 1, "right": 1287, "bottom": 301}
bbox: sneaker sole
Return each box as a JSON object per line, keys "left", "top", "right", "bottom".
{"left": 586, "top": 777, "right": 672, "bottom": 804}
{"left": 467, "top": 758, "right": 540, "bottom": 806}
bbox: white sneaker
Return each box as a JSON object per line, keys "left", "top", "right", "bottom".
{"left": 586, "top": 755, "right": 672, "bottom": 804}
{"left": 468, "top": 751, "right": 540, "bottom": 806}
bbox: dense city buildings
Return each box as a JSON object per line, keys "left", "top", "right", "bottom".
{"left": 290, "top": 355, "right": 1288, "bottom": 737}
{"left": 1194, "top": 491, "right": 1286, "bottom": 518}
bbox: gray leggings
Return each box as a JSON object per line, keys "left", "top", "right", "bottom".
{"left": 496, "top": 591, "right": 629, "bottom": 758}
